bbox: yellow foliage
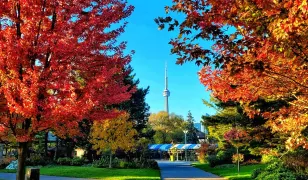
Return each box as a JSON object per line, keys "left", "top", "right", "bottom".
{"left": 90, "top": 112, "right": 137, "bottom": 154}
{"left": 208, "top": 124, "right": 232, "bottom": 148}
{"left": 148, "top": 111, "right": 186, "bottom": 132}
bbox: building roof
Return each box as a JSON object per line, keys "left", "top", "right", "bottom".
{"left": 196, "top": 131, "right": 205, "bottom": 139}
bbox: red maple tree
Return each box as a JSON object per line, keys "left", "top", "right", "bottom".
{"left": 157, "top": 0, "right": 308, "bottom": 151}
{"left": 0, "top": 1, "right": 134, "bottom": 179}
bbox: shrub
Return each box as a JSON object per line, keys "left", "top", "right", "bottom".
{"left": 92, "top": 157, "right": 109, "bottom": 168}
{"left": 118, "top": 159, "right": 135, "bottom": 169}
{"left": 56, "top": 157, "right": 87, "bottom": 166}
{"left": 207, "top": 155, "right": 220, "bottom": 167}
{"left": 207, "top": 144, "right": 217, "bottom": 155}
{"left": 141, "top": 159, "right": 159, "bottom": 169}
{"left": 127, "top": 161, "right": 137, "bottom": 168}
{"left": 251, "top": 168, "right": 262, "bottom": 179}
{"left": 282, "top": 150, "right": 308, "bottom": 174}
{"left": 207, "top": 148, "right": 235, "bottom": 167}
{"left": 216, "top": 150, "right": 225, "bottom": 159}
{"left": 217, "top": 148, "right": 235, "bottom": 162}
{"left": 57, "top": 157, "right": 72, "bottom": 165}
{"left": 197, "top": 143, "right": 209, "bottom": 164}
{"left": 124, "top": 158, "right": 158, "bottom": 169}
{"left": 252, "top": 161, "right": 296, "bottom": 180}
{"left": 296, "top": 173, "right": 308, "bottom": 180}
{"left": 70, "top": 157, "right": 86, "bottom": 166}
{"left": 26, "top": 154, "right": 51, "bottom": 166}
{"left": 261, "top": 155, "right": 277, "bottom": 164}
{"left": 242, "top": 159, "right": 259, "bottom": 165}
{"left": 112, "top": 157, "right": 120, "bottom": 168}
{"left": 92, "top": 157, "right": 158, "bottom": 169}
{"left": 92, "top": 156, "right": 119, "bottom": 168}
{"left": 119, "top": 160, "right": 128, "bottom": 168}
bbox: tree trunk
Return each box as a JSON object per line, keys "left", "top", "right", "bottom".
{"left": 86, "top": 145, "right": 93, "bottom": 162}
{"left": 54, "top": 137, "right": 58, "bottom": 160}
{"left": 44, "top": 132, "right": 48, "bottom": 157}
{"left": 16, "top": 142, "right": 28, "bottom": 180}
{"left": 0, "top": 143, "right": 4, "bottom": 159}
{"left": 237, "top": 147, "right": 240, "bottom": 175}
{"left": 66, "top": 140, "right": 74, "bottom": 158}
{"left": 109, "top": 152, "right": 112, "bottom": 168}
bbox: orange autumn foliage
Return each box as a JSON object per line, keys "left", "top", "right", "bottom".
{"left": 158, "top": 0, "right": 308, "bottom": 150}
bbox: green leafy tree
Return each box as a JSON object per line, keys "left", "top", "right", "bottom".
{"left": 149, "top": 111, "right": 186, "bottom": 143}
{"left": 202, "top": 96, "right": 287, "bottom": 156}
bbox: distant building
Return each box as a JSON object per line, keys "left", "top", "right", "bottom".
{"left": 195, "top": 122, "right": 209, "bottom": 138}
{"left": 196, "top": 130, "right": 206, "bottom": 143}
{"left": 48, "top": 132, "right": 57, "bottom": 142}
{"left": 194, "top": 123, "right": 202, "bottom": 132}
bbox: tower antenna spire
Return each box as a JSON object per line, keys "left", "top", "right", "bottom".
{"left": 163, "top": 62, "right": 170, "bottom": 114}
{"left": 165, "top": 62, "right": 168, "bottom": 89}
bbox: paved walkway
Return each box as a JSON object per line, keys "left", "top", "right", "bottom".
{"left": 0, "top": 173, "right": 91, "bottom": 180}
{"left": 157, "top": 161, "right": 226, "bottom": 180}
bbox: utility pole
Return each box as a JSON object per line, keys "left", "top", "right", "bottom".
{"left": 183, "top": 130, "right": 188, "bottom": 161}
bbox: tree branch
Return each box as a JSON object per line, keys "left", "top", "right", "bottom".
{"left": 265, "top": 70, "right": 308, "bottom": 89}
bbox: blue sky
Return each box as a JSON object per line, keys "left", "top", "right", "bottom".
{"left": 118, "top": 0, "right": 216, "bottom": 122}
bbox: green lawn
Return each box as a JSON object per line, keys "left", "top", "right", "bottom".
{"left": 0, "top": 166, "right": 161, "bottom": 180}
{"left": 193, "top": 163, "right": 267, "bottom": 180}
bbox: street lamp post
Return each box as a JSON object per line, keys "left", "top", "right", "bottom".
{"left": 183, "top": 130, "right": 188, "bottom": 161}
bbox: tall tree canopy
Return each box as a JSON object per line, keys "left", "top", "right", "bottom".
{"left": 118, "top": 66, "right": 150, "bottom": 137}
{"left": 157, "top": 0, "right": 308, "bottom": 150}
{"left": 149, "top": 111, "right": 186, "bottom": 143}
{"left": 90, "top": 112, "right": 137, "bottom": 168}
{"left": 71, "top": 66, "right": 151, "bottom": 161}
{"left": 0, "top": 1, "right": 134, "bottom": 179}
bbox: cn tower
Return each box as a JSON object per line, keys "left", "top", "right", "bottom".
{"left": 163, "top": 64, "right": 170, "bottom": 114}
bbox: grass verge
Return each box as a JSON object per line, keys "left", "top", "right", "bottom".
{"left": 0, "top": 166, "right": 160, "bottom": 180}
{"left": 192, "top": 163, "right": 267, "bottom": 180}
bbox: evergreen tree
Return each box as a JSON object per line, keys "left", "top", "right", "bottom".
{"left": 201, "top": 96, "right": 287, "bottom": 156}
{"left": 118, "top": 66, "right": 151, "bottom": 138}
{"left": 64, "top": 66, "right": 152, "bottom": 161}
{"left": 186, "top": 111, "right": 199, "bottom": 144}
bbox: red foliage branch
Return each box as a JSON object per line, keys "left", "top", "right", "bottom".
{"left": 0, "top": 0, "right": 134, "bottom": 142}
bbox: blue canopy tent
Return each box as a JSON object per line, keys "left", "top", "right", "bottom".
{"left": 148, "top": 144, "right": 201, "bottom": 161}
{"left": 149, "top": 144, "right": 200, "bottom": 151}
